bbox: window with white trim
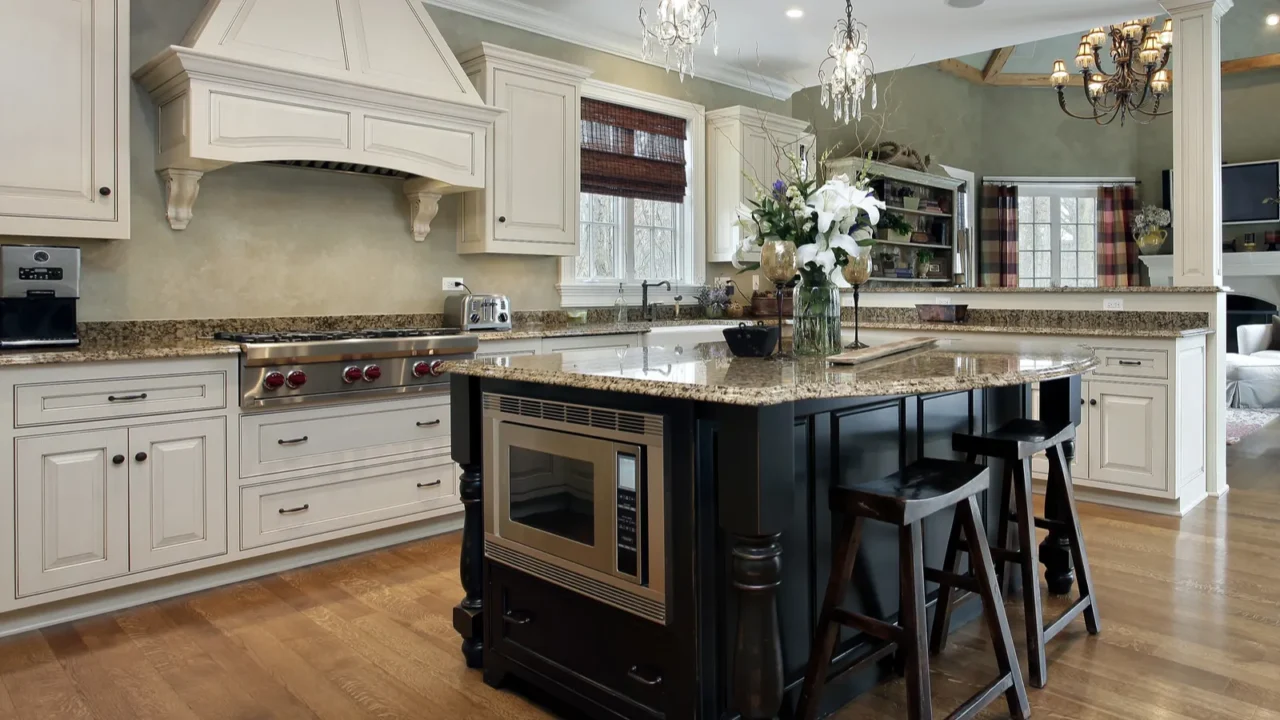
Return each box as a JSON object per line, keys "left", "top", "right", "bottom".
{"left": 1014, "top": 185, "right": 1099, "bottom": 288}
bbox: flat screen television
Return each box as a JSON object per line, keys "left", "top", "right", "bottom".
{"left": 1162, "top": 160, "right": 1280, "bottom": 225}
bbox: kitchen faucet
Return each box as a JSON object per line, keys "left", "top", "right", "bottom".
{"left": 641, "top": 280, "right": 671, "bottom": 322}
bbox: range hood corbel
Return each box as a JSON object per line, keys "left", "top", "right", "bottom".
{"left": 134, "top": 0, "right": 505, "bottom": 243}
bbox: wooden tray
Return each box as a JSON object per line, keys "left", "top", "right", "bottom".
{"left": 826, "top": 337, "right": 938, "bottom": 366}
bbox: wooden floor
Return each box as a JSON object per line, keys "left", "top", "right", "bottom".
{"left": 3, "top": 425, "right": 1280, "bottom": 719}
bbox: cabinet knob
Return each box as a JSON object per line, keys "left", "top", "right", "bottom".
{"left": 1089, "top": 399, "right": 1098, "bottom": 406}
{"left": 98, "top": 187, "right": 111, "bottom": 197}
{"left": 498, "top": 216, "right": 506, "bottom": 223}
{"left": 112, "top": 454, "right": 125, "bottom": 465}
{"left": 135, "top": 451, "right": 148, "bottom": 462}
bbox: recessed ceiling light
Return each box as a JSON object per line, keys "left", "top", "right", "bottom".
{"left": 945, "top": 0, "right": 986, "bottom": 8}
{"left": 786, "top": 8, "right": 804, "bottom": 19}
{"left": 1268, "top": 13, "right": 1280, "bottom": 26}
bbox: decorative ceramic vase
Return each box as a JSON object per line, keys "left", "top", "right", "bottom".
{"left": 1134, "top": 227, "right": 1168, "bottom": 255}
{"left": 792, "top": 277, "right": 842, "bottom": 357}
{"left": 903, "top": 197, "right": 921, "bottom": 211}
{"left": 704, "top": 305, "right": 725, "bottom": 319}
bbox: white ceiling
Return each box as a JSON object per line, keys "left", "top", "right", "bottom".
{"left": 424, "top": 0, "right": 1164, "bottom": 96}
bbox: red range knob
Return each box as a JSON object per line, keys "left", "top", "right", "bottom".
{"left": 362, "top": 364, "right": 382, "bottom": 382}
{"left": 286, "top": 370, "right": 307, "bottom": 388}
{"left": 263, "top": 372, "right": 286, "bottom": 390}
{"left": 412, "top": 361, "right": 431, "bottom": 378}
{"left": 342, "top": 366, "right": 364, "bottom": 384}
{"left": 427, "top": 360, "right": 446, "bottom": 377}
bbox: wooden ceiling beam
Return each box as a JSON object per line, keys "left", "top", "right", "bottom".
{"left": 1222, "top": 52, "right": 1280, "bottom": 74}
{"left": 934, "top": 58, "right": 985, "bottom": 85}
{"left": 988, "top": 73, "right": 1084, "bottom": 87}
{"left": 983, "top": 46, "right": 1016, "bottom": 81}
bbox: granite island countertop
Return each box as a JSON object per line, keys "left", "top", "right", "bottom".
{"left": 443, "top": 339, "right": 1099, "bottom": 406}
{"left": 0, "top": 337, "right": 242, "bottom": 367}
{"left": 853, "top": 320, "right": 1211, "bottom": 338}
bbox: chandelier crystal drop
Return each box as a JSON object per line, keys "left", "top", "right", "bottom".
{"left": 639, "top": 0, "right": 718, "bottom": 82}
{"left": 1049, "top": 17, "right": 1173, "bottom": 126}
{"left": 818, "top": 0, "right": 877, "bottom": 125}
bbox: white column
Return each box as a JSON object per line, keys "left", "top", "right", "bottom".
{"left": 1162, "top": 0, "right": 1232, "bottom": 498}
{"left": 1163, "top": 0, "right": 1231, "bottom": 287}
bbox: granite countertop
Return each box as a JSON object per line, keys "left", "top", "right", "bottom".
{"left": 860, "top": 285, "right": 1227, "bottom": 294}
{"left": 853, "top": 320, "right": 1211, "bottom": 339}
{"left": 0, "top": 338, "right": 242, "bottom": 367}
{"left": 443, "top": 340, "right": 1099, "bottom": 406}
{"left": 473, "top": 319, "right": 744, "bottom": 341}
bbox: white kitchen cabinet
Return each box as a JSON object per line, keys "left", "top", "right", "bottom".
{"left": 16, "top": 429, "right": 130, "bottom": 596}
{"left": 1087, "top": 381, "right": 1168, "bottom": 493}
{"left": 706, "top": 107, "right": 814, "bottom": 262}
{"left": 128, "top": 418, "right": 228, "bottom": 572}
{"left": 476, "top": 338, "right": 544, "bottom": 359}
{"left": 541, "top": 333, "right": 643, "bottom": 354}
{"left": 459, "top": 44, "right": 592, "bottom": 255}
{"left": 0, "top": 0, "right": 129, "bottom": 239}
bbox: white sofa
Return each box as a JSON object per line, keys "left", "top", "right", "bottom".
{"left": 1229, "top": 323, "right": 1280, "bottom": 408}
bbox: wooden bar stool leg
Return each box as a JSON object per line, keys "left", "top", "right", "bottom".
{"left": 1049, "top": 444, "right": 1101, "bottom": 635}
{"left": 928, "top": 511, "right": 964, "bottom": 656}
{"left": 796, "top": 517, "right": 864, "bottom": 720}
{"left": 1011, "top": 456, "right": 1047, "bottom": 689}
{"left": 958, "top": 495, "right": 1031, "bottom": 720}
{"left": 993, "top": 464, "right": 1016, "bottom": 595}
{"left": 899, "top": 522, "right": 933, "bottom": 720}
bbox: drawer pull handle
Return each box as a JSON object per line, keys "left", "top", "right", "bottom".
{"left": 278, "top": 436, "right": 309, "bottom": 446}
{"left": 279, "top": 504, "right": 310, "bottom": 515}
{"left": 135, "top": 452, "right": 148, "bottom": 462}
{"left": 108, "top": 393, "right": 148, "bottom": 402}
{"left": 416, "top": 420, "right": 441, "bottom": 428}
{"left": 417, "top": 480, "right": 442, "bottom": 489}
{"left": 502, "top": 609, "right": 532, "bottom": 626}
{"left": 1117, "top": 360, "right": 1143, "bottom": 367}
{"left": 627, "top": 666, "right": 664, "bottom": 687}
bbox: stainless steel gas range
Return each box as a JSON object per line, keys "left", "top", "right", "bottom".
{"left": 214, "top": 328, "right": 479, "bottom": 409}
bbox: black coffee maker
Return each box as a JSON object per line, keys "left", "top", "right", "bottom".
{"left": 0, "top": 245, "right": 80, "bottom": 348}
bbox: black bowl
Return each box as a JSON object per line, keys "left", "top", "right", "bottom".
{"left": 722, "top": 323, "right": 780, "bottom": 357}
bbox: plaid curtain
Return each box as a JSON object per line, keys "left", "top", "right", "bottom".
{"left": 979, "top": 184, "right": 1019, "bottom": 287}
{"left": 1097, "top": 185, "right": 1139, "bottom": 287}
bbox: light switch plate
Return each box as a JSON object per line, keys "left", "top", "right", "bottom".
{"left": 442, "top": 277, "right": 465, "bottom": 292}
{"left": 1103, "top": 297, "right": 1124, "bottom": 311}
{"left": 752, "top": 275, "right": 761, "bottom": 291}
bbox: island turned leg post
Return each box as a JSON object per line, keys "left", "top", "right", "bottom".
{"left": 713, "top": 403, "right": 795, "bottom": 720}
{"left": 1037, "top": 377, "right": 1081, "bottom": 596}
{"left": 451, "top": 375, "right": 485, "bottom": 668}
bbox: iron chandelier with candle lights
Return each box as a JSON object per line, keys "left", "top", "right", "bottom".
{"left": 1049, "top": 18, "right": 1174, "bottom": 126}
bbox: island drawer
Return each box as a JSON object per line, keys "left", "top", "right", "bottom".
{"left": 15, "top": 371, "right": 227, "bottom": 427}
{"left": 489, "top": 562, "right": 672, "bottom": 718}
{"left": 240, "top": 455, "right": 458, "bottom": 549}
{"left": 240, "top": 397, "right": 450, "bottom": 477}
{"left": 1090, "top": 347, "right": 1168, "bottom": 380}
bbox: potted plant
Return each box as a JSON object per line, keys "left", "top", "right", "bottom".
{"left": 878, "top": 212, "right": 914, "bottom": 244}
{"left": 915, "top": 249, "right": 935, "bottom": 278}
{"left": 696, "top": 285, "right": 730, "bottom": 319}
{"left": 897, "top": 186, "right": 920, "bottom": 211}
{"left": 1132, "top": 204, "right": 1171, "bottom": 255}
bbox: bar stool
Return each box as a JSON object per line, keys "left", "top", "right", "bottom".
{"left": 796, "top": 458, "right": 1030, "bottom": 720}
{"left": 937, "top": 418, "right": 1101, "bottom": 689}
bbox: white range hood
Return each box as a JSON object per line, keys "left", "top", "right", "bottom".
{"left": 134, "top": 0, "right": 505, "bottom": 241}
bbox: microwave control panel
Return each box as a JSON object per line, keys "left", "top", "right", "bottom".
{"left": 616, "top": 452, "right": 640, "bottom": 578}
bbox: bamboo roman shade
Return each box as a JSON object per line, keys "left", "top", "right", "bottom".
{"left": 581, "top": 98, "right": 687, "bottom": 204}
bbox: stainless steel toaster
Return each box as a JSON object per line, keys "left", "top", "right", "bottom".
{"left": 445, "top": 294, "right": 512, "bottom": 332}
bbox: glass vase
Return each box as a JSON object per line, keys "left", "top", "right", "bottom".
{"left": 792, "top": 278, "right": 842, "bottom": 357}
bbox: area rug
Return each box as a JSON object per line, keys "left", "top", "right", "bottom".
{"left": 1226, "top": 408, "right": 1280, "bottom": 445}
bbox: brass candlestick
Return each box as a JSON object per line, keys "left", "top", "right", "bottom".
{"left": 760, "top": 240, "right": 798, "bottom": 358}
{"left": 842, "top": 253, "right": 871, "bottom": 349}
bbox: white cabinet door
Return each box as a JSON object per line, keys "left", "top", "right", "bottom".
{"left": 1088, "top": 381, "right": 1168, "bottom": 493}
{"left": 0, "top": 0, "right": 128, "bottom": 238}
{"left": 542, "top": 333, "right": 640, "bottom": 353}
{"left": 491, "top": 68, "right": 579, "bottom": 252}
{"left": 16, "top": 429, "right": 130, "bottom": 596}
{"left": 128, "top": 418, "right": 228, "bottom": 572}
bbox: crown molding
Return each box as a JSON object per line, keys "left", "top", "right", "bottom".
{"left": 423, "top": 0, "right": 802, "bottom": 99}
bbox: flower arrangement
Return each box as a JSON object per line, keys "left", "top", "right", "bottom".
{"left": 1133, "top": 204, "right": 1171, "bottom": 237}
{"left": 695, "top": 285, "right": 731, "bottom": 319}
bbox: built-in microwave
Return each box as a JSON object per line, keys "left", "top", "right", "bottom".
{"left": 482, "top": 393, "right": 666, "bottom": 624}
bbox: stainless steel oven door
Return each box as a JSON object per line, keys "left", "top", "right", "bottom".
{"left": 494, "top": 421, "right": 640, "bottom": 583}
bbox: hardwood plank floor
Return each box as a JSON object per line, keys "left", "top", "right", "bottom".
{"left": 3, "top": 424, "right": 1279, "bottom": 719}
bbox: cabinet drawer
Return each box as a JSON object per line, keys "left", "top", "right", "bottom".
{"left": 15, "top": 372, "right": 227, "bottom": 427}
{"left": 542, "top": 333, "right": 637, "bottom": 353}
{"left": 240, "top": 397, "right": 450, "bottom": 478}
{"left": 1090, "top": 348, "right": 1168, "bottom": 380}
{"left": 490, "top": 562, "right": 670, "bottom": 718}
{"left": 240, "top": 457, "right": 458, "bottom": 549}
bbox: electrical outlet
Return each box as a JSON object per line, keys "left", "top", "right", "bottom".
{"left": 934, "top": 295, "right": 952, "bottom": 305}
{"left": 752, "top": 275, "right": 761, "bottom": 291}
{"left": 442, "top": 277, "right": 465, "bottom": 292}
{"left": 1103, "top": 297, "right": 1124, "bottom": 311}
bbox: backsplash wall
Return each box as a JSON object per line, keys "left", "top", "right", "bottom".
{"left": 0, "top": 1, "right": 788, "bottom": 322}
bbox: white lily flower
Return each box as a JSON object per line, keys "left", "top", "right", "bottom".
{"left": 852, "top": 226, "right": 875, "bottom": 244}
{"left": 830, "top": 268, "right": 852, "bottom": 289}
{"left": 731, "top": 232, "right": 758, "bottom": 270}
{"left": 829, "top": 233, "right": 860, "bottom": 259}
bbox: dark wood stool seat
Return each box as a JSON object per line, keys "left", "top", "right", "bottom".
{"left": 934, "top": 419, "right": 1101, "bottom": 690}
{"left": 797, "top": 460, "right": 1030, "bottom": 720}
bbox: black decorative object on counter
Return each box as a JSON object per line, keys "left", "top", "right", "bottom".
{"left": 722, "top": 322, "right": 779, "bottom": 357}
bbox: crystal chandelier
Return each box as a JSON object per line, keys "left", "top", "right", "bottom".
{"left": 819, "top": 0, "right": 877, "bottom": 125}
{"left": 639, "top": 0, "right": 717, "bottom": 81}
{"left": 1049, "top": 18, "right": 1173, "bottom": 126}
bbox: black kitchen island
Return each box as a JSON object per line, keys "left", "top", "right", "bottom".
{"left": 445, "top": 339, "right": 1097, "bottom": 720}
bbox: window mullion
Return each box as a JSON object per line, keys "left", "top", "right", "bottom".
{"left": 1049, "top": 194, "right": 1062, "bottom": 285}
{"left": 622, "top": 198, "right": 635, "bottom": 282}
